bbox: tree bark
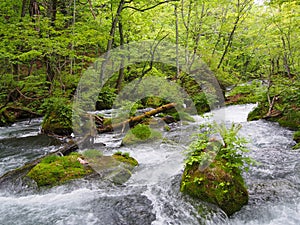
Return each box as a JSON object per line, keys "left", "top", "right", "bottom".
{"left": 116, "top": 20, "right": 125, "bottom": 92}
{"left": 21, "top": 0, "right": 28, "bottom": 17}
{"left": 100, "top": 0, "right": 125, "bottom": 84}
{"left": 51, "top": 0, "right": 58, "bottom": 26}
{"left": 174, "top": 4, "right": 180, "bottom": 80}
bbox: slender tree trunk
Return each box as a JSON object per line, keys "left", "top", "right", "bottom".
{"left": 181, "top": 0, "right": 192, "bottom": 69}
{"left": 100, "top": 0, "right": 125, "bottom": 85}
{"left": 281, "top": 37, "right": 291, "bottom": 78}
{"left": 45, "top": 56, "right": 56, "bottom": 89}
{"left": 51, "top": 0, "right": 58, "bottom": 26}
{"left": 174, "top": 4, "right": 180, "bottom": 80}
{"left": 217, "top": 21, "right": 238, "bottom": 69}
{"left": 21, "top": 0, "right": 28, "bottom": 17}
{"left": 217, "top": 0, "right": 252, "bottom": 69}
{"left": 116, "top": 20, "right": 125, "bottom": 92}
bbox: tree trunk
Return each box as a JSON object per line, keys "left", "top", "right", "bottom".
{"left": 281, "top": 37, "right": 291, "bottom": 78}
{"left": 51, "top": 0, "right": 58, "bottom": 26}
{"left": 100, "top": 0, "right": 125, "bottom": 84}
{"left": 174, "top": 4, "right": 180, "bottom": 80}
{"left": 21, "top": 0, "right": 28, "bottom": 17}
{"left": 116, "top": 20, "right": 125, "bottom": 92}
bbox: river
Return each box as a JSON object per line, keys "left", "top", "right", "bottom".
{"left": 0, "top": 104, "right": 299, "bottom": 225}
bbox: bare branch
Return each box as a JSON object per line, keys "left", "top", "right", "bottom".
{"left": 87, "top": 0, "right": 96, "bottom": 19}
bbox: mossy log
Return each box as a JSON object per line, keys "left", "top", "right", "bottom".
{"left": 97, "top": 102, "right": 176, "bottom": 133}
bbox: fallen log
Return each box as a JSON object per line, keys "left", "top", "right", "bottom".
{"left": 97, "top": 102, "right": 176, "bottom": 133}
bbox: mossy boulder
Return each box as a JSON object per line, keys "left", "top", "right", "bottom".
{"left": 248, "top": 104, "right": 300, "bottom": 130}
{"left": 0, "top": 107, "right": 16, "bottom": 126}
{"left": 41, "top": 114, "right": 73, "bottom": 135}
{"left": 122, "top": 124, "right": 162, "bottom": 145}
{"left": 26, "top": 153, "right": 93, "bottom": 187}
{"left": 112, "top": 152, "right": 139, "bottom": 167}
{"left": 25, "top": 149, "right": 139, "bottom": 188}
{"left": 83, "top": 150, "right": 138, "bottom": 185}
{"left": 41, "top": 98, "right": 73, "bottom": 136}
{"left": 180, "top": 160, "right": 248, "bottom": 216}
{"left": 247, "top": 103, "right": 268, "bottom": 121}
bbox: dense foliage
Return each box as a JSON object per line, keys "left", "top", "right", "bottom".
{"left": 0, "top": 0, "right": 298, "bottom": 136}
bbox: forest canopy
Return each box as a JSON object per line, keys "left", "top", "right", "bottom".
{"left": 0, "top": 0, "right": 299, "bottom": 132}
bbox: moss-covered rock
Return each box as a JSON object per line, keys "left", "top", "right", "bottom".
{"left": 0, "top": 107, "right": 16, "bottom": 126}
{"left": 247, "top": 103, "right": 268, "bottom": 121}
{"left": 180, "top": 123, "right": 252, "bottom": 216}
{"left": 41, "top": 97, "right": 73, "bottom": 136}
{"left": 84, "top": 151, "right": 138, "bottom": 185}
{"left": 113, "top": 152, "right": 139, "bottom": 167}
{"left": 41, "top": 114, "right": 73, "bottom": 135}
{"left": 25, "top": 149, "right": 139, "bottom": 187}
{"left": 248, "top": 103, "right": 300, "bottom": 131}
{"left": 122, "top": 124, "right": 162, "bottom": 145}
{"left": 180, "top": 160, "right": 248, "bottom": 216}
{"left": 26, "top": 153, "right": 93, "bottom": 187}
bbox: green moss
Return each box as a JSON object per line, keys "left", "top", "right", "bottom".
{"left": 293, "top": 142, "right": 300, "bottom": 150}
{"left": 142, "top": 96, "right": 165, "bottom": 108}
{"left": 172, "top": 111, "right": 196, "bottom": 122}
{"left": 277, "top": 110, "right": 300, "bottom": 130}
{"left": 247, "top": 103, "right": 268, "bottom": 121}
{"left": 122, "top": 124, "right": 162, "bottom": 145}
{"left": 103, "top": 118, "right": 112, "bottom": 126}
{"left": 293, "top": 131, "right": 300, "bottom": 143}
{"left": 180, "top": 160, "right": 248, "bottom": 216}
{"left": 164, "top": 125, "right": 171, "bottom": 131}
{"left": 112, "top": 152, "right": 139, "bottom": 167}
{"left": 82, "top": 149, "right": 103, "bottom": 158}
{"left": 293, "top": 130, "right": 300, "bottom": 149}
{"left": 41, "top": 97, "right": 73, "bottom": 136}
{"left": 0, "top": 107, "right": 16, "bottom": 126}
{"left": 26, "top": 153, "right": 93, "bottom": 187}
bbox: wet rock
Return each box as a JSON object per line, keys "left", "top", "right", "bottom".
{"left": 180, "top": 160, "right": 248, "bottom": 216}
{"left": 0, "top": 149, "right": 138, "bottom": 193}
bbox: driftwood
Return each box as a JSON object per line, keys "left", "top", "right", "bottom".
{"left": 97, "top": 102, "right": 176, "bottom": 133}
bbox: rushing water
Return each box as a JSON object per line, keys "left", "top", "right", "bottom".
{"left": 0, "top": 104, "right": 299, "bottom": 225}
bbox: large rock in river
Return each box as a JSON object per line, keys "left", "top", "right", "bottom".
{"left": 180, "top": 159, "right": 248, "bottom": 216}
{"left": 0, "top": 148, "right": 138, "bottom": 193}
